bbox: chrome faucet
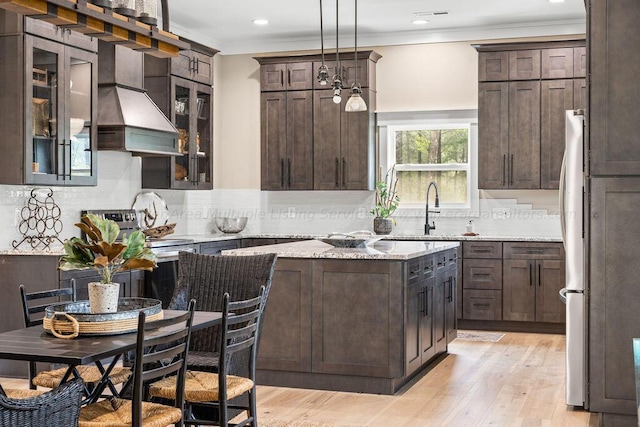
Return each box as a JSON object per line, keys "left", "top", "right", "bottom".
{"left": 424, "top": 181, "right": 440, "bottom": 235}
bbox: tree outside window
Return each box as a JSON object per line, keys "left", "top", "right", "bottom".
{"left": 391, "top": 126, "right": 471, "bottom": 207}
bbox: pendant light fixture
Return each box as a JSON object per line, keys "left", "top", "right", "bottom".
{"left": 317, "top": 0, "right": 329, "bottom": 86}
{"left": 345, "top": 0, "right": 367, "bottom": 112}
{"left": 331, "top": 0, "right": 343, "bottom": 104}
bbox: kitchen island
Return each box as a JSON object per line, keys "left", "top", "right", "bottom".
{"left": 223, "top": 239, "right": 459, "bottom": 395}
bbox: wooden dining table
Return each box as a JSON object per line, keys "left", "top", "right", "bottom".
{"left": 0, "top": 310, "right": 222, "bottom": 402}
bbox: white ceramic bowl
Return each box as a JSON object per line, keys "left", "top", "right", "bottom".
{"left": 215, "top": 217, "right": 248, "bottom": 233}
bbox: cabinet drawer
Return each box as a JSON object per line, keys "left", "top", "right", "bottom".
{"left": 463, "top": 259, "right": 502, "bottom": 290}
{"left": 503, "top": 242, "right": 564, "bottom": 259}
{"left": 463, "top": 241, "right": 502, "bottom": 259}
{"left": 463, "top": 290, "right": 502, "bottom": 320}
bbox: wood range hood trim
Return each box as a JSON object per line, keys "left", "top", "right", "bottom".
{"left": 0, "top": 0, "right": 190, "bottom": 57}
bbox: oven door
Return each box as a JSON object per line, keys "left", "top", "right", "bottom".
{"left": 144, "top": 245, "right": 197, "bottom": 308}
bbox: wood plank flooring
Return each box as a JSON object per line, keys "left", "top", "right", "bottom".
{"left": 254, "top": 331, "right": 597, "bottom": 427}
{"left": 0, "top": 331, "right": 597, "bottom": 426}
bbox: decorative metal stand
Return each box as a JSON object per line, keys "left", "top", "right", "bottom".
{"left": 12, "top": 188, "right": 64, "bottom": 250}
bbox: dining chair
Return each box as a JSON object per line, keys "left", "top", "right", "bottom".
{"left": 168, "top": 252, "right": 277, "bottom": 374}
{"left": 78, "top": 299, "right": 196, "bottom": 427}
{"left": 0, "top": 377, "right": 84, "bottom": 427}
{"left": 19, "top": 283, "right": 132, "bottom": 393}
{"left": 149, "top": 288, "right": 265, "bottom": 427}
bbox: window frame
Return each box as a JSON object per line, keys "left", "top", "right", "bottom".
{"left": 377, "top": 110, "right": 478, "bottom": 215}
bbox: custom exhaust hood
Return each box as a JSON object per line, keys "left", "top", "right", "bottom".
{"left": 97, "top": 41, "right": 179, "bottom": 156}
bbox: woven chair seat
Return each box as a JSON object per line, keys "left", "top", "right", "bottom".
{"left": 149, "top": 370, "right": 254, "bottom": 403}
{"left": 33, "top": 365, "right": 132, "bottom": 388}
{"left": 78, "top": 397, "right": 182, "bottom": 427}
{"left": 4, "top": 388, "right": 46, "bottom": 399}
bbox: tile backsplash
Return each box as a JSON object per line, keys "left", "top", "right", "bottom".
{"left": 0, "top": 152, "right": 561, "bottom": 251}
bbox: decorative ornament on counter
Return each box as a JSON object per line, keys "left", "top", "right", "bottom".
{"left": 12, "top": 188, "right": 63, "bottom": 251}
{"left": 132, "top": 191, "right": 176, "bottom": 239}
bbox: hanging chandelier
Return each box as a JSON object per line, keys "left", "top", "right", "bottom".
{"left": 331, "top": 0, "right": 343, "bottom": 104}
{"left": 317, "top": 0, "right": 329, "bottom": 86}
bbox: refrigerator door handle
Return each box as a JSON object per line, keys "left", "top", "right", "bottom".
{"left": 559, "top": 151, "right": 568, "bottom": 249}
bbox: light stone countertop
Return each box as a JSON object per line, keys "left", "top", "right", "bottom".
{"left": 222, "top": 239, "right": 459, "bottom": 260}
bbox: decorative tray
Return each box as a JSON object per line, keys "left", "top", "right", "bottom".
{"left": 42, "top": 297, "right": 163, "bottom": 339}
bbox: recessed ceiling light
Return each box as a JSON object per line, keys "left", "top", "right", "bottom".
{"left": 412, "top": 19, "right": 429, "bottom": 25}
{"left": 252, "top": 19, "right": 269, "bottom": 25}
{"left": 548, "top": 0, "right": 565, "bottom": 3}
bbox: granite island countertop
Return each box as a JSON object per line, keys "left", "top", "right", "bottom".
{"left": 222, "top": 239, "right": 459, "bottom": 260}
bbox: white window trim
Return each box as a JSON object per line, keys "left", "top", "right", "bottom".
{"left": 377, "top": 110, "right": 479, "bottom": 217}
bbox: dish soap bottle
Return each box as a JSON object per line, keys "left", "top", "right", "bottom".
{"left": 466, "top": 220, "right": 474, "bottom": 233}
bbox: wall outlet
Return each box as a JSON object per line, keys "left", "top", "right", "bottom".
{"left": 492, "top": 208, "right": 512, "bottom": 220}
{"left": 286, "top": 207, "right": 296, "bottom": 219}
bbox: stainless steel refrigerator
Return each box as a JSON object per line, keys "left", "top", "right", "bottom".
{"left": 559, "top": 109, "right": 586, "bottom": 407}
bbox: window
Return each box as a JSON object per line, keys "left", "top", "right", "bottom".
{"left": 378, "top": 110, "right": 478, "bottom": 211}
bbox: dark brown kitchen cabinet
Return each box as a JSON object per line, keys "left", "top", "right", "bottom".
{"left": 478, "top": 80, "right": 541, "bottom": 189}
{"left": 260, "top": 90, "right": 314, "bottom": 190}
{"left": 405, "top": 257, "right": 436, "bottom": 375}
{"left": 313, "top": 88, "right": 375, "bottom": 190}
{"left": 59, "top": 270, "right": 143, "bottom": 300}
{"left": 257, "top": 259, "right": 313, "bottom": 373}
{"left": 509, "top": 49, "right": 541, "bottom": 80}
{"left": 478, "top": 51, "right": 509, "bottom": 82}
{"left": 476, "top": 40, "right": 585, "bottom": 191}
{"left": 260, "top": 62, "right": 313, "bottom": 91}
{"left": 256, "top": 51, "right": 379, "bottom": 191}
{"left": 171, "top": 49, "right": 213, "bottom": 85}
{"left": 541, "top": 48, "right": 574, "bottom": 79}
{"left": 541, "top": 79, "right": 574, "bottom": 189}
{"left": 502, "top": 242, "right": 565, "bottom": 323}
{"left": 143, "top": 44, "right": 216, "bottom": 190}
{"left": 198, "top": 240, "right": 240, "bottom": 256}
{"left": 462, "top": 241, "right": 503, "bottom": 321}
{"left": 0, "top": 13, "right": 98, "bottom": 186}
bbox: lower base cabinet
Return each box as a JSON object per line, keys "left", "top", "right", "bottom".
{"left": 257, "top": 248, "right": 458, "bottom": 395}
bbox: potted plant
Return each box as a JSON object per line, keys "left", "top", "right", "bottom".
{"left": 370, "top": 166, "right": 399, "bottom": 235}
{"left": 59, "top": 213, "right": 157, "bottom": 313}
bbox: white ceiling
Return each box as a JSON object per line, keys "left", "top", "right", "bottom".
{"left": 167, "top": 0, "right": 586, "bottom": 55}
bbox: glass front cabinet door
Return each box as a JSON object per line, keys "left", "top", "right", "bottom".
{"left": 0, "top": 31, "right": 97, "bottom": 186}
{"left": 28, "top": 36, "right": 97, "bottom": 186}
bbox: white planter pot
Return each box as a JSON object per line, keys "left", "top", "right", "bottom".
{"left": 88, "top": 282, "right": 120, "bottom": 314}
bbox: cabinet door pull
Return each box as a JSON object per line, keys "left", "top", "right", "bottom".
{"left": 280, "top": 158, "right": 285, "bottom": 188}
{"left": 287, "top": 69, "right": 291, "bottom": 87}
{"left": 287, "top": 158, "right": 292, "bottom": 187}
{"left": 529, "top": 262, "right": 533, "bottom": 287}
{"left": 448, "top": 277, "right": 454, "bottom": 303}
{"left": 424, "top": 288, "right": 429, "bottom": 317}
{"left": 510, "top": 154, "right": 514, "bottom": 186}
{"left": 335, "top": 158, "right": 339, "bottom": 188}
{"left": 418, "top": 290, "right": 425, "bottom": 315}
{"left": 502, "top": 154, "right": 507, "bottom": 186}
{"left": 538, "top": 263, "right": 541, "bottom": 287}
{"left": 342, "top": 157, "right": 346, "bottom": 188}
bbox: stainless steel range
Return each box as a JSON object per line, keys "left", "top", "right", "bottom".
{"left": 81, "top": 209, "right": 195, "bottom": 307}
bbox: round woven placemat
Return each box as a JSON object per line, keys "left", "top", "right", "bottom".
{"left": 43, "top": 310, "right": 163, "bottom": 336}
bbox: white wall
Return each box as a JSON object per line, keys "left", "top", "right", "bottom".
{"left": 0, "top": 40, "right": 562, "bottom": 251}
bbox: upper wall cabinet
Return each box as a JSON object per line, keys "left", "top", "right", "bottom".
{"left": 255, "top": 51, "right": 380, "bottom": 191}
{"left": 476, "top": 40, "right": 585, "bottom": 190}
{"left": 143, "top": 42, "right": 217, "bottom": 190}
{"left": 0, "top": 11, "right": 98, "bottom": 186}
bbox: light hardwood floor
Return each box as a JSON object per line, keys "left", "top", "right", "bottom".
{"left": 0, "top": 331, "right": 597, "bottom": 427}
{"left": 254, "top": 331, "right": 597, "bottom": 427}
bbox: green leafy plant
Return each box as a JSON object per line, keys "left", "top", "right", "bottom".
{"left": 59, "top": 213, "right": 157, "bottom": 284}
{"left": 370, "top": 166, "right": 399, "bottom": 219}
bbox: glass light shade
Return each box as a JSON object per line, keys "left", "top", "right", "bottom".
{"left": 345, "top": 92, "right": 367, "bottom": 112}
{"left": 135, "top": 0, "right": 158, "bottom": 25}
{"left": 332, "top": 93, "right": 342, "bottom": 104}
{"left": 112, "top": 0, "right": 136, "bottom": 17}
